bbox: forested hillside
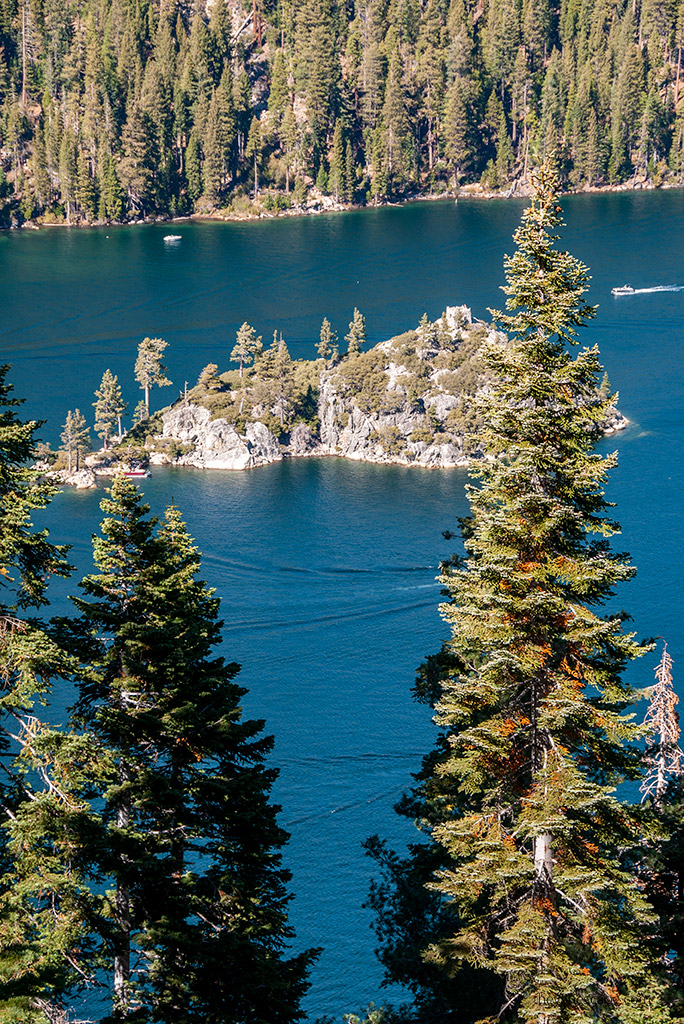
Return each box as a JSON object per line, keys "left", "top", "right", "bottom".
{"left": 1, "top": 0, "right": 684, "bottom": 224}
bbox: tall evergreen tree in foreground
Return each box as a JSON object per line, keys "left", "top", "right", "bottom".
{"left": 426, "top": 167, "right": 671, "bottom": 1023}
{"left": 0, "top": 365, "right": 82, "bottom": 1020}
{"left": 63, "top": 476, "right": 315, "bottom": 1022}
{"left": 369, "top": 170, "right": 674, "bottom": 1024}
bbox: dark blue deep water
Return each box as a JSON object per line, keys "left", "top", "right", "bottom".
{"left": 1, "top": 190, "right": 684, "bottom": 1019}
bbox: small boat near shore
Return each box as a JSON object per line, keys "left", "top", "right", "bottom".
{"left": 122, "top": 467, "right": 150, "bottom": 478}
{"left": 164, "top": 234, "right": 182, "bottom": 242}
{"left": 611, "top": 284, "right": 635, "bottom": 295}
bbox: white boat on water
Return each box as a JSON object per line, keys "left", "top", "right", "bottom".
{"left": 611, "top": 284, "right": 635, "bottom": 295}
{"left": 164, "top": 234, "right": 182, "bottom": 242}
{"left": 123, "top": 467, "right": 150, "bottom": 478}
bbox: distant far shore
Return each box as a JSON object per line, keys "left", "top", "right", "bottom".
{"left": 9, "top": 174, "right": 683, "bottom": 233}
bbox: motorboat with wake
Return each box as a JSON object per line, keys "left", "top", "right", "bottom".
{"left": 611, "top": 284, "right": 635, "bottom": 295}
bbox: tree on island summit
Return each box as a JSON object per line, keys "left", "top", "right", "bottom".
{"left": 197, "top": 363, "right": 223, "bottom": 390}
{"left": 94, "top": 369, "right": 127, "bottom": 448}
{"left": 135, "top": 337, "right": 171, "bottom": 418}
{"left": 60, "top": 408, "right": 91, "bottom": 472}
{"left": 345, "top": 308, "right": 367, "bottom": 356}
{"left": 367, "top": 169, "right": 674, "bottom": 1024}
{"left": 231, "top": 322, "right": 263, "bottom": 378}
{"left": 58, "top": 476, "right": 316, "bottom": 1021}
{"left": 317, "top": 317, "right": 339, "bottom": 363}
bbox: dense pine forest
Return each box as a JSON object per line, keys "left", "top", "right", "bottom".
{"left": 2, "top": 0, "right": 684, "bottom": 224}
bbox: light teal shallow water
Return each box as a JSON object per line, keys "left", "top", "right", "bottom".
{"left": 2, "top": 191, "right": 684, "bottom": 1018}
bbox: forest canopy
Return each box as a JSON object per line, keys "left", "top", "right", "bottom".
{"left": 2, "top": 0, "right": 684, "bottom": 225}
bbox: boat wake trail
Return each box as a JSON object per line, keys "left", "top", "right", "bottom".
{"left": 631, "top": 285, "right": 684, "bottom": 294}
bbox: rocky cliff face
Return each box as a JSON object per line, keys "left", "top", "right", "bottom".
{"left": 316, "top": 305, "right": 481, "bottom": 468}
{"left": 160, "top": 404, "right": 284, "bottom": 469}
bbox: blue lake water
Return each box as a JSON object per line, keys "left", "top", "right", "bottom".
{"left": 1, "top": 191, "right": 684, "bottom": 1019}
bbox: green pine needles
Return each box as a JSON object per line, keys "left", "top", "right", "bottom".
{"left": 421, "top": 169, "right": 671, "bottom": 1023}
{"left": 0, "top": 460, "right": 315, "bottom": 1023}
{"left": 60, "top": 476, "right": 316, "bottom": 1022}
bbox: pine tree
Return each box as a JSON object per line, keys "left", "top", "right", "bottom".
{"left": 0, "top": 366, "right": 70, "bottom": 613}
{"left": 268, "top": 48, "right": 289, "bottom": 128}
{"left": 422, "top": 167, "right": 673, "bottom": 1023}
{"left": 197, "top": 362, "right": 222, "bottom": 388}
{"left": 203, "top": 88, "right": 224, "bottom": 203}
{"left": 317, "top": 317, "right": 338, "bottom": 362}
{"left": 185, "top": 132, "right": 203, "bottom": 202}
{"left": 76, "top": 148, "right": 98, "bottom": 220}
{"left": 60, "top": 409, "right": 91, "bottom": 472}
{"left": 364, "top": 646, "right": 506, "bottom": 1024}
{"left": 135, "top": 336, "right": 171, "bottom": 417}
{"left": 641, "top": 645, "right": 684, "bottom": 804}
{"left": 416, "top": 0, "right": 445, "bottom": 175}
{"left": 101, "top": 156, "right": 126, "bottom": 222}
{"left": 637, "top": 647, "right": 684, "bottom": 1016}
{"left": 344, "top": 141, "right": 355, "bottom": 202}
{"left": 273, "top": 334, "right": 293, "bottom": 428}
{"left": 58, "top": 130, "right": 77, "bottom": 224}
{"left": 443, "top": 77, "right": 472, "bottom": 186}
{"left": 0, "top": 366, "right": 79, "bottom": 1021}
{"left": 295, "top": 0, "right": 338, "bottom": 153}
{"left": 381, "top": 46, "right": 411, "bottom": 192}
{"left": 245, "top": 115, "right": 263, "bottom": 196}
{"left": 345, "top": 307, "right": 367, "bottom": 356}
{"left": 93, "top": 368, "right": 127, "bottom": 448}
{"left": 119, "top": 98, "right": 159, "bottom": 217}
{"left": 329, "top": 121, "right": 345, "bottom": 200}
{"left": 231, "top": 322, "right": 262, "bottom": 378}
{"left": 63, "top": 478, "right": 317, "bottom": 1020}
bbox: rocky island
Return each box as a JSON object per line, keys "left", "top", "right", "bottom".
{"left": 77, "top": 306, "right": 625, "bottom": 482}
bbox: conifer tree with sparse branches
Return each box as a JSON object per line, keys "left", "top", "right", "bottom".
{"left": 641, "top": 644, "right": 684, "bottom": 805}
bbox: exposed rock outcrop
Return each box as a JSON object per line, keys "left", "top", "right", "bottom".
{"left": 143, "top": 304, "right": 626, "bottom": 474}
{"left": 48, "top": 467, "right": 97, "bottom": 489}
{"left": 161, "top": 404, "right": 284, "bottom": 469}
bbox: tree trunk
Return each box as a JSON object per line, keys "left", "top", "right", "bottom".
{"left": 114, "top": 877, "right": 131, "bottom": 1014}
{"left": 534, "top": 832, "right": 553, "bottom": 882}
{"left": 114, "top": 764, "right": 132, "bottom": 1016}
{"left": 21, "top": 3, "right": 27, "bottom": 108}
{"left": 144, "top": 384, "right": 150, "bottom": 416}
